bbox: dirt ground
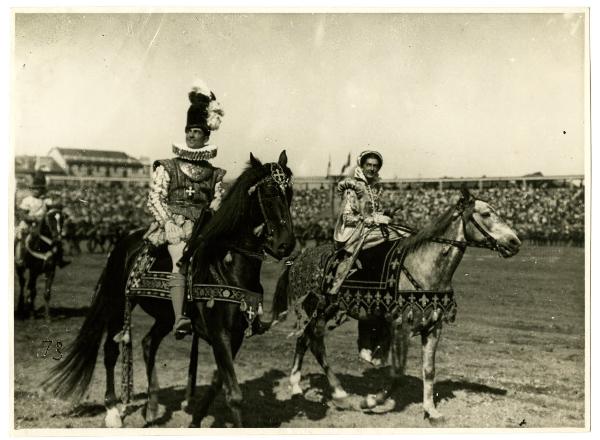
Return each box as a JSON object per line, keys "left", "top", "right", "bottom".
{"left": 12, "top": 244, "right": 586, "bottom": 430}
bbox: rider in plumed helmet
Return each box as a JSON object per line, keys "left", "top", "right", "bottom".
{"left": 144, "top": 79, "right": 226, "bottom": 338}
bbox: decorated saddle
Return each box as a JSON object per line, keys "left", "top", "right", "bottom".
{"left": 319, "top": 240, "right": 458, "bottom": 328}
{"left": 124, "top": 244, "right": 263, "bottom": 318}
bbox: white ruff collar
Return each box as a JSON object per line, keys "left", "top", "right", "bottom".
{"left": 172, "top": 143, "right": 218, "bottom": 162}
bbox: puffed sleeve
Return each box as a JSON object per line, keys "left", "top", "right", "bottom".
{"left": 337, "top": 179, "right": 363, "bottom": 226}
{"left": 209, "top": 168, "right": 227, "bottom": 211}
{"left": 340, "top": 189, "right": 362, "bottom": 226}
{"left": 147, "top": 165, "right": 173, "bottom": 225}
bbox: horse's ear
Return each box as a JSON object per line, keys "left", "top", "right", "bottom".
{"left": 278, "top": 150, "right": 288, "bottom": 167}
{"left": 249, "top": 153, "right": 262, "bottom": 168}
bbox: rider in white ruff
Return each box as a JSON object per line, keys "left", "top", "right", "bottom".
{"left": 144, "top": 80, "right": 226, "bottom": 338}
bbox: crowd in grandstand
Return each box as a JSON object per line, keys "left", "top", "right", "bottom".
{"left": 291, "top": 184, "right": 585, "bottom": 247}
{"left": 15, "top": 180, "right": 585, "bottom": 254}
{"left": 42, "top": 183, "right": 151, "bottom": 253}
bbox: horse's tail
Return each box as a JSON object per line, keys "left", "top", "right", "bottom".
{"left": 42, "top": 243, "right": 126, "bottom": 401}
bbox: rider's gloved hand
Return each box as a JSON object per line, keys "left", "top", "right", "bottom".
{"left": 165, "top": 220, "right": 181, "bottom": 243}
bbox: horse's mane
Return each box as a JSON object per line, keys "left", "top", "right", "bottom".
{"left": 395, "top": 203, "right": 459, "bottom": 254}
{"left": 197, "top": 163, "right": 268, "bottom": 248}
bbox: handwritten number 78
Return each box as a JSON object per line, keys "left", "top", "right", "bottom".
{"left": 38, "top": 340, "right": 63, "bottom": 360}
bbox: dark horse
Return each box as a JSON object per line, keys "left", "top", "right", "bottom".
{"left": 43, "top": 151, "right": 295, "bottom": 428}
{"left": 271, "top": 189, "right": 521, "bottom": 421}
{"left": 15, "top": 207, "right": 66, "bottom": 321}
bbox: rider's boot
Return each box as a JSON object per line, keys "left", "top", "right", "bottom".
{"left": 328, "top": 252, "right": 354, "bottom": 296}
{"left": 170, "top": 272, "right": 192, "bottom": 339}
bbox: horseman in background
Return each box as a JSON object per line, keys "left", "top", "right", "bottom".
{"left": 331, "top": 150, "right": 408, "bottom": 365}
{"left": 15, "top": 170, "right": 70, "bottom": 268}
{"left": 144, "top": 79, "right": 226, "bottom": 339}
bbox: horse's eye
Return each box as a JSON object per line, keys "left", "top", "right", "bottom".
{"left": 480, "top": 212, "right": 491, "bottom": 218}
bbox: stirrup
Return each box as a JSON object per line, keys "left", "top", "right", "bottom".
{"left": 174, "top": 317, "right": 192, "bottom": 340}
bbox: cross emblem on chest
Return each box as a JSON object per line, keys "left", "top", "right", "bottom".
{"left": 185, "top": 186, "right": 195, "bottom": 197}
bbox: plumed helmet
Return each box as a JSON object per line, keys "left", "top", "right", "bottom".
{"left": 357, "top": 150, "right": 383, "bottom": 169}
{"left": 186, "top": 79, "right": 225, "bottom": 134}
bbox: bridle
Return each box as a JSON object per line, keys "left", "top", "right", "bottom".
{"left": 390, "top": 198, "right": 500, "bottom": 252}
{"left": 41, "top": 208, "right": 63, "bottom": 243}
{"left": 458, "top": 203, "right": 501, "bottom": 251}
{"left": 237, "top": 163, "right": 293, "bottom": 260}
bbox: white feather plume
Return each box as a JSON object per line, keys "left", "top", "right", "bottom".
{"left": 190, "top": 79, "right": 212, "bottom": 98}
{"left": 207, "top": 100, "right": 225, "bottom": 131}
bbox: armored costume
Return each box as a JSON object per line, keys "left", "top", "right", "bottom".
{"left": 144, "top": 150, "right": 225, "bottom": 247}
{"left": 144, "top": 79, "right": 225, "bottom": 337}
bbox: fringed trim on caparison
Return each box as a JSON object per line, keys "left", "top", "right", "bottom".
{"left": 172, "top": 143, "right": 218, "bottom": 162}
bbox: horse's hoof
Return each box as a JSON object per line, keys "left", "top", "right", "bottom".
{"left": 105, "top": 407, "right": 123, "bottom": 428}
{"left": 290, "top": 385, "right": 304, "bottom": 397}
{"left": 424, "top": 409, "right": 445, "bottom": 424}
{"left": 143, "top": 403, "right": 164, "bottom": 425}
{"left": 330, "top": 396, "right": 352, "bottom": 410}
{"left": 360, "top": 394, "right": 378, "bottom": 410}
{"left": 370, "top": 398, "right": 396, "bottom": 414}
{"left": 181, "top": 399, "right": 195, "bottom": 414}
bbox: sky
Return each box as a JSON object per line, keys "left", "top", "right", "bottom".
{"left": 12, "top": 12, "right": 586, "bottom": 179}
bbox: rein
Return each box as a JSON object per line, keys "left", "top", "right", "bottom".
{"left": 388, "top": 201, "right": 500, "bottom": 251}
{"left": 235, "top": 163, "right": 291, "bottom": 259}
{"left": 227, "top": 244, "right": 267, "bottom": 261}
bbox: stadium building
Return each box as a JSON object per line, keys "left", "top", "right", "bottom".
{"left": 15, "top": 148, "right": 151, "bottom": 187}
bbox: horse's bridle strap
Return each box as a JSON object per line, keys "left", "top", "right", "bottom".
{"left": 465, "top": 213, "right": 499, "bottom": 251}
{"left": 239, "top": 164, "right": 291, "bottom": 258}
{"left": 388, "top": 201, "right": 499, "bottom": 251}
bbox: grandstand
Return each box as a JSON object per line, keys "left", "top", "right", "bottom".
{"left": 15, "top": 148, "right": 151, "bottom": 187}
{"left": 13, "top": 148, "right": 584, "bottom": 248}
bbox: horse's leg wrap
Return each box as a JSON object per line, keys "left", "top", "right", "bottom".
{"left": 114, "top": 297, "right": 133, "bottom": 406}
{"left": 290, "top": 332, "right": 310, "bottom": 396}
{"left": 421, "top": 324, "right": 443, "bottom": 421}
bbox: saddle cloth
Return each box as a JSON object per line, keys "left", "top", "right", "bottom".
{"left": 124, "top": 244, "right": 262, "bottom": 313}
{"left": 320, "top": 240, "right": 457, "bottom": 325}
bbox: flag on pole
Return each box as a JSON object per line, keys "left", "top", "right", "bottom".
{"left": 340, "top": 152, "right": 351, "bottom": 175}
{"left": 326, "top": 154, "right": 331, "bottom": 177}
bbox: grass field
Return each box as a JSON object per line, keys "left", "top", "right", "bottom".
{"left": 12, "top": 244, "right": 586, "bottom": 430}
